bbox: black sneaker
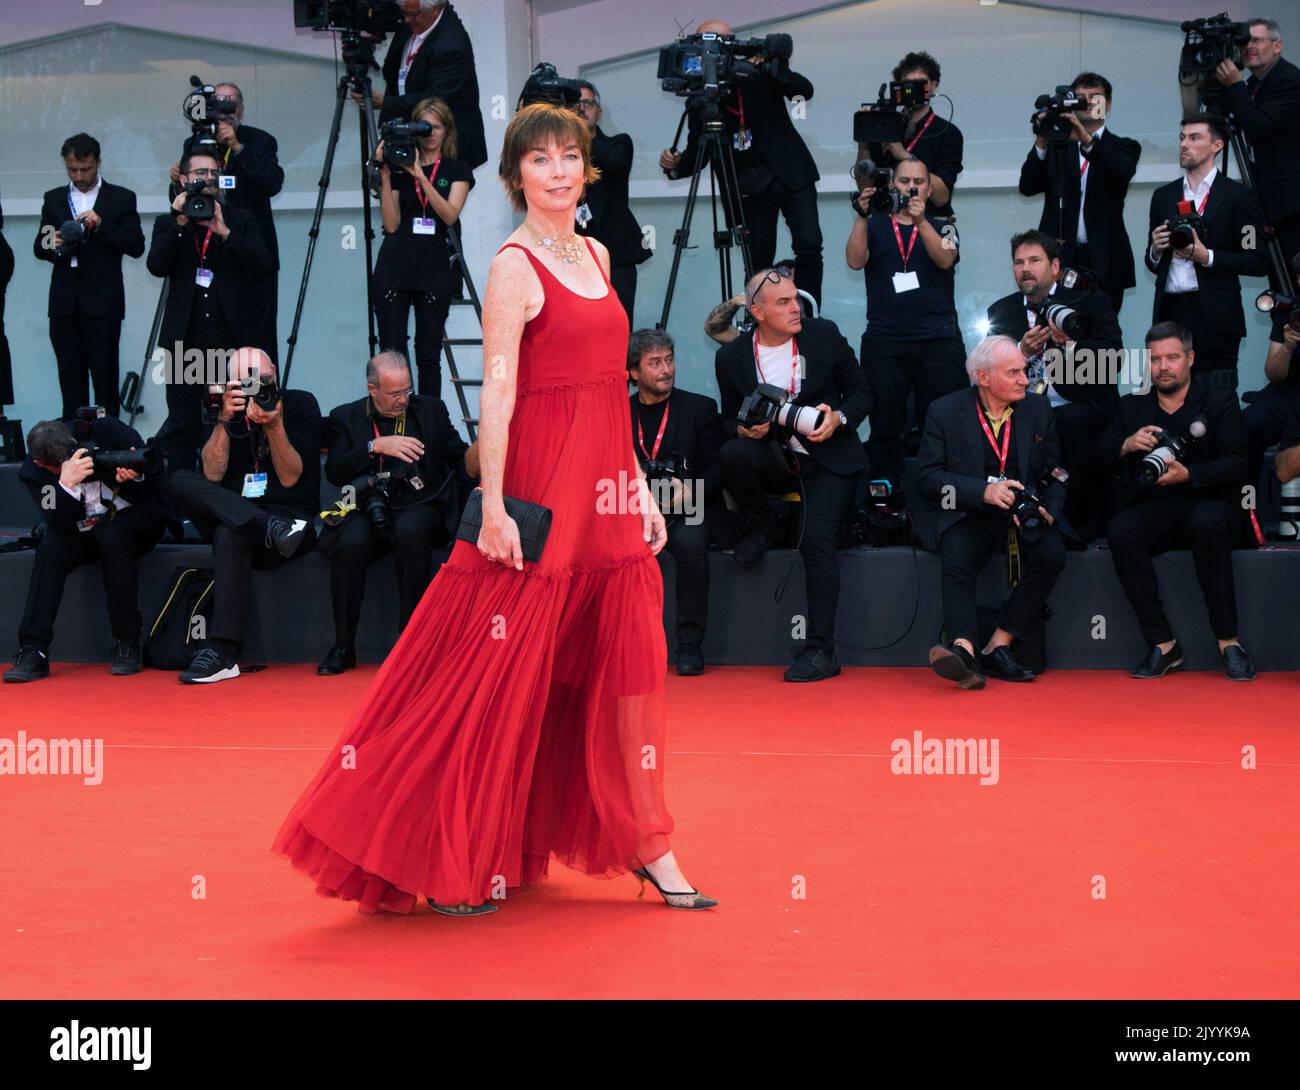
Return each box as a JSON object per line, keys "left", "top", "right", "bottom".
{"left": 317, "top": 645, "right": 357, "bottom": 676}
{"left": 733, "top": 523, "right": 776, "bottom": 569}
{"left": 1222, "top": 643, "right": 1256, "bottom": 681}
{"left": 111, "top": 639, "right": 142, "bottom": 676}
{"left": 1131, "top": 642, "right": 1183, "bottom": 679}
{"left": 783, "top": 647, "right": 841, "bottom": 682}
{"left": 928, "top": 642, "right": 985, "bottom": 690}
{"left": 265, "top": 515, "right": 309, "bottom": 559}
{"left": 179, "top": 647, "right": 240, "bottom": 684}
{"left": 675, "top": 642, "right": 704, "bottom": 676}
{"left": 979, "top": 645, "right": 1036, "bottom": 682}
{"left": 3, "top": 647, "right": 49, "bottom": 683}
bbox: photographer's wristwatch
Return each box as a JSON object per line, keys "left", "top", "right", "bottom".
{"left": 837, "top": 411, "right": 848, "bottom": 430}
{"left": 367, "top": 439, "right": 375, "bottom": 455}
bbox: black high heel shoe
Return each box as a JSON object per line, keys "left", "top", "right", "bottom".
{"left": 632, "top": 866, "right": 718, "bottom": 910}
{"left": 427, "top": 897, "right": 498, "bottom": 917}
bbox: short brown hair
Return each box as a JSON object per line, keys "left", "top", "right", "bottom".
{"left": 498, "top": 102, "right": 600, "bottom": 214}
{"left": 411, "top": 97, "right": 458, "bottom": 160}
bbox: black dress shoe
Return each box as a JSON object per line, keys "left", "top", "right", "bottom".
{"left": 317, "top": 646, "right": 357, "bottom": 675}
{"left": 1221, "top": 643, "right": 1256, "bottom": 681}
{"left": 927, "top": 642, "right": 985, "bottom": 690}
{"left": 979, "top": 645, "right": 1036, "bottom": 682}
{"left": 675, "top": 643, "right": 704, "bottom": 676}
{"left": 265, "top": 515, "right": 309, "bottom": 559}
{"left": 111, "top": 638, "right": 142, "bottom": 676}
{"left": 3, "top": 647, "right": 49, "bottom": 684}
{"left": 783, "top": 647, "right": 841, "bottom": 682}
{"left": 733, "top": 523, "right": 776, "bottom": 569}
{"left": 1131, "top": 642, "right": 1183, "bottom": 679}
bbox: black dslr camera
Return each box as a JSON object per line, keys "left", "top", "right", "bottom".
{"left": 352, "top": 460, "right": 426, "bottom": 539}
{"left": 1164, "top": 199, "right": 1204, "bottom": 252}
{"left": 738, "top": 383, "right": 825, "bottom": 438}
{"left": 839, "top": 479, "right": 915, "bottom": 548}
{"left": 378, "top": 119, "right": 432, "bottom": 169}
{"left": 1256, "top": 289, "right": 1300, "bottom": 334}
{"left": 853, "top": 79, "right": 928, "bottom": 146}
{"left": 517, "top": 62, "right": 585, "bottom": 109}
{"left": 53, "top": 218, "right": 87, "bottom": 260}
{"left": 643, "top": 451, "right": 690, "bottom": 482}
{"left": 202, "top": 377, "right": 281, "bottom": 425}
{"left": 69, "top": 406, "right": 158, "bottom": 482}
{"left": 1033, "top": 300, "right": 1092, "bottom": 341}
{"left": 1009, "top": 468, "right": 1068, "bottom": 545}
{"left": 850, "top": 160, "right": 917, "bottom": 215}
{"left": 1135, "top": 421, "right": 1207, "bottom": 484}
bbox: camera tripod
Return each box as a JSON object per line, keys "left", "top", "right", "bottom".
{"left": 657, "top": 96, "right": 755, "bottom": 330}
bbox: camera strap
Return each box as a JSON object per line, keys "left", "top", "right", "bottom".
{"left": 904, "top": 110, "right": 935, "bottom": 153}
{"left": 636, "top": 398, "right": 670, "bottom": 462}
{"left": 752, "top": 333, "right": 799, "bottom": 396}
{"left": 371, "top": 413, "right": 407, "bottom": 471}
{"left": 976, "top": 399, "right": 1012, "bottom": 477}
{"left": 890, "top": 217, "right": 919, "bottom": 271}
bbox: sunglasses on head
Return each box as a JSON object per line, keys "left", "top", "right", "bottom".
{"left": 747, "top": 266, "right": 794, "bottom": 307}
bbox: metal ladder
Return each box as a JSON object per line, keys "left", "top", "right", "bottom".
{"left": 443, "top": 222, "right": 484, "bottom": 442}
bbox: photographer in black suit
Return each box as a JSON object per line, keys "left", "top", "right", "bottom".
{"left": 173, "top": 83, "right": 284, "bottom": 361}
{"left": 1147, "top": 114, "right": 1267, "bottom": 395}
{"left": 916, "top": 337, "right": 1066, "bottom": 690}
{"left": 627, "top": 330, "right": 725, "bottom": 677}
{"left": 1214, "top": 18, "right": 1300, "bottom": 283}
{"left": 365, "top": 1, "right": 487, "bottom": 171}
{"left": 33, "top": 134, "right": 145, "bottom": 418}
{"left": 986, "top": 230, "right": 1122, "bottom": 540}
{"left": 1095, "top": 322, "right": 1257, "bottom": 682}
{"left": 317, "top": 350, "right": 478, "bottom": 675}
{"left": 167, "top": 349, "right": 320, "bottom": 685}
{"left": 0, "top": 194, "right": 13, "bottom": 412}
{"left": 1244, "top": 307, "right": 1300, "bottom": 488}
{"left": 660, "top": 20, "right": 824, "bottom": 307}
{"left": 5, "top": 414, "right": 166, "bottom": 683}
{"left": 715, "top": 266, "right": 870, "bottom": 683}
{"left": 575, "top": 81, "right": 652, "bottom": 325}
{"left": 1019, "top": 72, "right": 1141, "bottom": 314}
{"left": 148, "top": 149, "right": 275, "bottom": 476}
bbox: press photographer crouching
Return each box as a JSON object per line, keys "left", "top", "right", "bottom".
{"left": 627, "top": 330, "right": 725, "bottom": 677}
{"left": 317, "top": 350, "right": 479, "bottom": 675}
{"left": 6, "top": 411, "right": 166, "bottom": 683}
{"left": 715, "top": 266, "right": 870, "bottom": 683}
{"left": 167, "top": 348, "right": 320, "bottom": 684}
{"left": 917, "top": 336, "right": 1067, "bottom": 689}
{"left": 1095, "top": 322, "right": 1258, "bottom": 681}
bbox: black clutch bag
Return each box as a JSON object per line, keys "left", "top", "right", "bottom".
{"left": 456, "top": 488, "right": 553, "bottom": 563}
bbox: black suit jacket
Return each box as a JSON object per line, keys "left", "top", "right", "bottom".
{"left": 714, "top": 316, "right": 870, "bottom": 477}
{"left": 324, "top": 393, "right": 470, "bottom": 539}
{"left": 1146, "top": 173, "right": 1267, "bottom": 337}
{"left": 579, "top": 128, "right": 650, "bottom": 267}
{"left": 181, "top": 125, "right": 284, "bottom": 266}
{"left": 33, "top": 182, "right": 144, "bottom": 319}
{"left": 1018, "top": 129, "right": 1142, "bottom": 292}
{"left": 1221, "top": 56, "right": 1300, "bottom": 225}
{"left": 19, "top": 416, "right": 167, "bottom": 535}
{"left": 381, "top": 4, "right": 487, "bottom": 170}
{"left": 915, "top": 388, "right": 1066, "bottom": 552}
{"left": 147, "top": 205, "right": 275, "bottom": 353}
{"left": 986, "top": 283, "right": 1123, "bottom": 405}
{"left": 667, "top": 69, "right": 819, "bottom": 193}
{"left": 629, "top": 386, "right": 724, "bottom": 500}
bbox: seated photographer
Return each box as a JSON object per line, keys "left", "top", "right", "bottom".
{"left": 1094, "top": 322, "right": 1257, "bottom": 682}
{"left": 1146, "top": 114, "right": 1267, "bottom": 395}
{"left": 916, "top": 336, "right": 1067, "bottom": 689}
{"left": 317, "top": 350, "right": 479, "bottom": 676}
{"left": 1018, "top": 73, "right": 1141, "bottom": 314}
{"left": 987, "top": 229, "right": 1122, "bottom": 541}
{"left": 627, "top": 329, "right": 725, "bottom": 677}
{"left": 858, "top": 50, "right": 963, "bottom": 218}
{"left": 715, "top": 266, "right": 870, "bottom": 683}
{"left": 1244, "top": 304, "right": 1300, "bottom": 487}
{"left": 702, "top": 257, "right": 815, "bottom": 345}
{"left": 6, "top": 413, "right": 166, "bottom": 683}
{"left": 846, "top": 155, "right": 965, "bottom": 497}
{"left": 167, "top": 348, "right": 320, "bottom": 684}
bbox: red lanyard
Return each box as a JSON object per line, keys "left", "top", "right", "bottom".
{"left": 194, "top": 226, "right": 214, "bottom": 269}
{"left": 414, "top": 157, "right": 440, "bottom": 217}
{"left": 891, "top": 217, "right": 919, "bottom": 270}
{"left": 636, "top": 398, "right": 670, "bottom": 462}
{"left": 405, "top": 34, "right": 423, "bottom": 68}
{"left": 753, "top": 334, "right": 798, "bottom": 395}
{"left": 905, "top": 110, "right": 935, "bottom": 153}
{"left": 1079, "top": 154, "right": 1089, "bottom": 179}
{"left": 976, "top": 398, "right": 1012, "bottom": 476}
{"left": 726, "top": 86, "right": 747, "bottom": 135}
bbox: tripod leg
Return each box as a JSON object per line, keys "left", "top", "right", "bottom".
{"left": 714, "top": 135, "right": 754, "bottom": 284}
{"left": 124, "top": 279, "right": 169, "bottom": 433}
{"left": 358, "top": 81, "right": 380, "bottom": 357}
{"left": 657, "top": 126, "right": 714, "bottom": 329}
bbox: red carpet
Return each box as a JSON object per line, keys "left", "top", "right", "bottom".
{"left": 2, "top": 664, "right": 1297, "bottom": 999}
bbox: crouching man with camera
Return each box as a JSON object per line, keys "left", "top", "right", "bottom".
{"left": 916, "top": 336, "right": 1067, "bottom": 689}
{"left": 715, "top": 266, "right": 870, "bottom": 682}
{"left": 167, "top": 348, "right": 320, "bottom": 684}
{"left": 1095, "top": 322, "right": 1258, "bottom": 680}
{"left": 6, "top": 411, "right": 167, "bottom": 682}
{"left": 316, "top": 350, "right": 479, "bottom": 675}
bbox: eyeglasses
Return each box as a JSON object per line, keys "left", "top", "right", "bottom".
{"left": 746, "top": 267, "right": 794, "bottom": 306}
{"left": 576, "top": 99, "right": 600, "bottom": 111}
{"left": 188, "top": 168, "right": 219, "bottom": 179}
{"left": 377, "top": 385, "right": 414, "bottom": 400}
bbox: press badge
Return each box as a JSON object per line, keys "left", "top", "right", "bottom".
{"left": 195, "top": 268, "right": 214, "bottom": 288}
{"left": 219, "top": 175, "right": 237, "bottom": 190}
{"left": 734, "top": 128, "right": 753, "bottom": 151}
{"left": 242, "top": 472, "right": 268, "bottom": 498}
{"left": 412, "top": 217, "right": 438, "bottom": 235}
{"left": 892, "top": 271, "right": 920, "bottom": 293}
{"left": 76, "top": 517, "right": 100, "bottom": 533}
{"left": 575, "top": 202, "right": 593, "bottom": 228}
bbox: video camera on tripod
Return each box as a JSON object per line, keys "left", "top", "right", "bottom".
{"left": 1030, "top": 85, "right": 1093, "bottom": 143}
{"left": 518, "top": 62, "right": 585, "bottom": 110}
{"left": 182, "top": 75, "right": 240, "bottom": 153}
{"left": 853, "top": 79, "right": 929, "bottom": 145}
{"left": 1178, "top": 13, "right": 1251, "bottom": 107}
{"left": 293, "top": 0, "right": 402, "bottom": 35}
{"left": 658, "top": 31, "right": 793, "bottom": 113}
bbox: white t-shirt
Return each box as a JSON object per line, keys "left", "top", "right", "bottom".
{"left": 66, "top": 177, "right": 101, "bottom": 268}
{"left": 754, "top": 336, "right": 808, "bottom": 454}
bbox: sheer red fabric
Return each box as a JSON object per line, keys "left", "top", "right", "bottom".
{"left": 272, "top": 238, "right": 673, "bottom": 911}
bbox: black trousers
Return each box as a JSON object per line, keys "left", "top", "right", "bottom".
{"left": 374, "top": 267, "right": 451, "bottom": 400}
{"left": 253, "top": 271, "right": 279, "bottom": 365}
{"left": 610, "top": 263, "right": 637, "bottom": 328}
{"left": 49, "top": 305, "right": 123, "bottom": 418}
{"left": 1244, "top": 385, "right": 1300, "bottom": 487}
{"left": 1072, "top": 243, "right": 1127, "bottom": 315}
{"left": 167, "top": 470, "right": 316, "bottom": 649}
{"left": 0, "top": 230, "right": 13, "bottom": 406}
{"left": 18, "top": 504, "right": 166, "bottom": 653}
{"left": 860, "top": 333, "right": 967, "bottom": 489}
{"left": 743, "top": 176, "right": 824, "bottom": 308}
{"left": 663, "top": 514, "right": 710, "bottom": 647}
{"left": 938, "top": 510, "right": 1065, "bottom": 648}
{"left": 1270, "top": 213, "right": 1300, "bottom": 293}
{"left": 318, "top": 503, "right": 442, "bottom": 649}
{"left": 719, "top": 437, "right": 857, "bottom": 652}
{"left": 1106, "top": 494, "right": 1245, "bottom": 645}
{"left": 1054, "top": 398, "right": 1113, "bottom": 539}
{"left": 1158, "top": 291, "right": 1240, "bottom": 388}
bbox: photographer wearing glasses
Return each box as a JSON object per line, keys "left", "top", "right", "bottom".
{"left": 316, "top": 351, "right": 478, "bottom": 676}
{"left": 1094, "top": 323, "right": 1257, "bottom": 681}
{"left": 715, "top": 266, "right": 870, "bottom": 683}
{"left": 166, "top": 348, "right": 320, "bottom": 684}
{"left": 846, "top": 155, "right": 965, "bottom": 497}
{"left": 33, "top": 133, "right": 145, "bottom": 418}
{"left": 5, "top": 413, "right": 166, "bottom": 683}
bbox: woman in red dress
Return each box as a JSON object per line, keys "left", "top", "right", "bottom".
{"left": 272, "top": 103, "right": 715, "bottom": 916}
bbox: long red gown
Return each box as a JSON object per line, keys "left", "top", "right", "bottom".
{"left": 272, "top": 237, "right": 673, "bottom": 911}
